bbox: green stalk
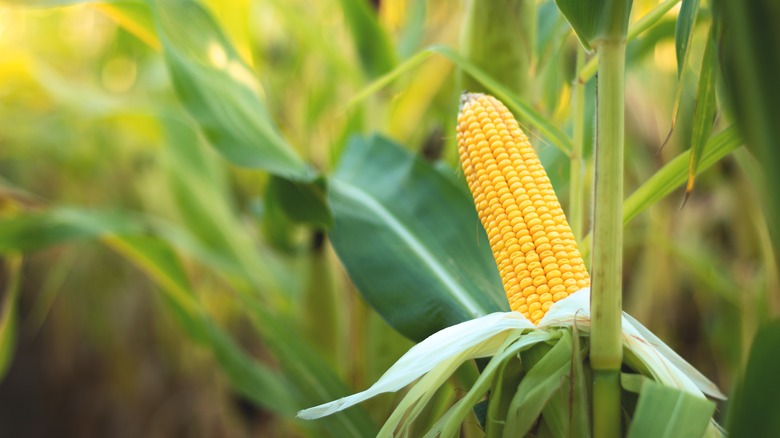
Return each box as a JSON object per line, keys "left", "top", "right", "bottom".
{"left": 590, "top": 39, "right": 626, "bottom": 438}
{"left": 570, "top": 46, "right": 587, "bottom": 241}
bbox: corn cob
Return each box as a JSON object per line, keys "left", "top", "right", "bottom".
{"left": 457, "top": 93, "right": 589, "bottom": 324}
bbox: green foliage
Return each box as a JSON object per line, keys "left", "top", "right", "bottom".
{"left": 328, "top": 135, "right": 506, "bottom": 341}
{"left": 0, "top": 257, "right": 21, "bottom": 382}
{"left": 626, "top": 376, "right": 715, "bottom": 438}
{"left": 684, "top": 24, "right": 717, "bottom": 196}
{"left": 337, "top": 0, "right": 395, "bottom": 78}
{"left": 554, "top": 0, "right": 633, "bottom": 49}
{"left": 460, "top": 0, "right": 534, "bottom": 96}
{"left": 151, "top": 0, "right": 316, "bottom": 181}
{"left": 715, "top": 0, "right": 780, "bottom": 275}
{"left": 727, "top": 319, "right": 780, "bottom": 438}
{"left": 0, "top": 0, "right": 775, "bottom": 435}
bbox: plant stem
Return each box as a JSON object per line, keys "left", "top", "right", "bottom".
{"left": 570, "top": 47, "right": 586, "bottom": 242}
{"left": 590, "top": 39, "right": 626, "bottom": 438}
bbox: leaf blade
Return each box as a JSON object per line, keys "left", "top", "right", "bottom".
{"left": 328, "top": 135, "right": 507, "bottom": 341}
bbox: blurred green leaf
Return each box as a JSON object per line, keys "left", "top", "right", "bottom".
{"left": 626, "top": 377, "right": 715, "bottom": 438}
{"left": 553, "top": 0, "right": 633, "bottom": 50}
{"left": 328, "top": 135, "right": 507, "bottom": 342}
{"left": 266, "top": 176, "right": 332, "bottom": 229}
{"left": 0, "top": 213, "right": 298, "bottom": 414}
{"left": 149, "top": 0, "right": 315, "bottom": 181}
{"left": 105, "top": 236, "right": 297, "bottom": 412}
{"left": 663, "top": 0, "right": 702, "bottom": 146}
{"left": 727, "top": 319, "right": 780, "bottom": 438}
{"left": 0, "top": 256, "right": 21, "bottom": 383}
{"left": 675, "top": 0, "right": 701, "bottom": 77}
{"left": 624, "top": 126, "right": 740, "bottom": 224}
{"left": 338, "top": 0, "right": 396, "bottom": 78}
{"left": 715, "top": 0, "right": 780, "bottom": 276}
{"left": 161, "top": 116, "right": 291, "bottom": 295}
{"left": 0, "top": 209, "right": 377, "bottom": 435}
{"left": 684, "top": 24, "right": 717, "bottom": 196}
{"left": 460, "top": 0, "right": 534, "bottom": 96}
{"left": 581, "top": 126, "right": 741, "bottom": 259}
{"left": 345, "top": 46, "right": 574, "bottom": 156}
{"left": 97, "top": 2, "right": 160, "bottom": 49}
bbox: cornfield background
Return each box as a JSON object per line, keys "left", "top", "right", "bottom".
{"left": 1, "top": 0, "right": 779, "bottom": 437}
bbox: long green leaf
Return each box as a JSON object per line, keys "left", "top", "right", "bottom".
{"left": 460, "top": 0, "right": 534, "bottom": 97}
{"left": 344, "top": 46, "right": 574, "bottom": 156}
{"left": 626, "top": 377, "right": 715, "bottom": 438}
{"left": 505, "top": 331, "right": 574, "bottom": 437}
{"left": 684, "top": 24, "right": 717, "bottom": 196}
{"left": 623, "top": 126, "right": 740, "bottom": 224}
{"left": 337, "top": 0, "right": 395, "bottom": 78}
{"left": 148, "top": 0, "right": 315, "bottom": 181}
{"left": 581, "top": 126, "right": 741, "bottom": 259}
{"left": 106, "top": 236, "right": 297, "bottom": 412}
{"left": 328, "top": 135, "right": 507, "bottom": 342}
{"left": 161, "top": 116, "right": 291, "bottom": 295}
{"left": 675, "top": 0, "right": 701, "bottom": 77}
{"left": 714, "top": 0, "right": 780, "bottom": 276}
{"left": 0, "top": 210, "right": 377, "bottom": 436}
{"left": 0, "top": 214, "right": 297, "bottom": 413}
{"left": 422, "top": 331, "right": 558, "bottom": 438}
{"left": 663, "top": 0, "right": 702, "bottom": 146}
{"left": 727, "top": 319, "right": 780, "bottom": 438}
{"left": 0, "top": 255, "right": 22, "bottom": 382}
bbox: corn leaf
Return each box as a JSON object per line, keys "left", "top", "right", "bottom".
{"left": 148, "top": 0, "right": 316, "bottom": 181}
{"left": 727, "top": 319, "right": 780, "bottom": 437}
{"left": 683, "top": 24, "right": 717, "bottom": 197}
{"left": 344, "top": 46, "right": 574, "bottom": 156}
{"left": 328, "top": 135, "right": 507, "bottom": 342}
{"left": 485, "top": 354, "right": 524, "bottom": 438}
{"left": 0, "top": 256, "right": 22, "bottom": 383}
{"left": 0, "top": 214, "right": 297, "bottom": 414}
{"left": 624, "top": 126, "right": 740, "bottom": 224}
{"left": 0, "top": 1, "right": 160, "bottom": 49}
{"left": 421, "top": 330, "right": 558, "bottom": 438}
{"left": 460, "top": 0, "right": 534, "bottom": 96}
{"left": 160, "top": 116, "right": 295, "bottom": 295}
{"left": 675, "top": 0, "right": 701, "bottom": 77}
{"left": 553, "top": 0, "right": 633, "bottom": 50}
{"left": 664, "top": 0, "right": 701, "bottom": 147}
{"left": 541, "top": 329, "right": 591, "bottom": 438}
{"left": 714, "top": 0, "right": 780, "bottom": 276}
{"left": 580, "top": 125, "right": 741, "bottom": 258}
{"left": 505, "top": 330, "right": 574, "bottom": 437}
{"left": 95, "top": 2, "right": 160, "bottom": 50}
{"left": 265, "top": 176, "right": 333, "bottom": 229}
{"left": 338, "top": 0, "right": 395, "bottom": 78}
{"left": 626, "top": 377, "right": 715, "bottom": 438}
{"left": 0, "top": 210, "right": 377, "bottom": 436}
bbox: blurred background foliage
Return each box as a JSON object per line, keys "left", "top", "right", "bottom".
{"left": 0, "top": 0, "right": 777, "bottom": 436}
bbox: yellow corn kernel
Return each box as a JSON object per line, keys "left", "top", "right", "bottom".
{"left": 457, "top": 93, "right": 589, "bottom": 324}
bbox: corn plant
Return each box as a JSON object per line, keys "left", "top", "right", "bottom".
{"left": 0, "top": 0, "right": 778, "bottom": 436}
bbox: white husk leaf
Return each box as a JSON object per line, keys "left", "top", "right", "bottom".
{"left": 541, "top": 288, "right": 722, "bottom": 399}
{"left": 298, "top": 288, "right": 724, "bottom": 421}
{"left": 297, "top": 311, "right": 535, "bottom": 419}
